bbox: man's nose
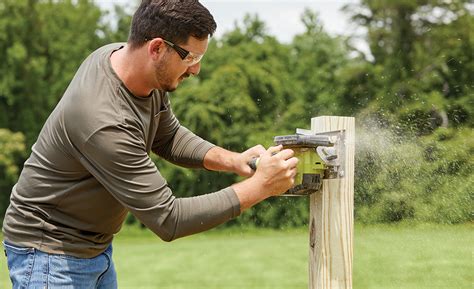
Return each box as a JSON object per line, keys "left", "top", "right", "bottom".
{"left": 186, "top": 62, "right": 201, "bottom": 76}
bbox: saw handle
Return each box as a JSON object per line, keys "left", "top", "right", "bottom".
{"left": 248, "top": 157, "right": 259, "bottom": 171}
{"left": 248, "top": 150, "right": 284, "bottom": 171}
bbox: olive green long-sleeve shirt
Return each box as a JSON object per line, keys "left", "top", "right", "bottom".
{"left": 2, "top": 43, "right": 241, "bottom": 258}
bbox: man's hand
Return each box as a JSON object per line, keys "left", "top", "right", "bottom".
{"left": 231, "top": 144, "right": 266, "bottom": 177}
{"left": 231, "top": 145, "right": 299, "bottom": 211}
{"left": 251, "top": 145, "right": 298, "bottom": 196}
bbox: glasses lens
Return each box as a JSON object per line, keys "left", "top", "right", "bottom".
{"left": 163, "top": 39, "right": 203, "bottom": 66}
{"left": 183, "top": 53, "right": 203, "bottom": 66}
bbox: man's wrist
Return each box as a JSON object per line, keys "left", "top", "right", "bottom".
{"left": 228, "top": 151, "right": 241, "bottom": 174}
{"left": 231, "top": 176, "right": 268, "bottom": 212}
{"left": 203, "top": 146, "right": 239, "bottom": 173}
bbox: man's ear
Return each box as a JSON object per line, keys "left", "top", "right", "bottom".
{"left": 148, "top": 38, "right": 165, "bottom": 60}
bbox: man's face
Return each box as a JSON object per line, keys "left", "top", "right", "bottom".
{"left": 153, "top": 36, "right": 208, "bottom": 92}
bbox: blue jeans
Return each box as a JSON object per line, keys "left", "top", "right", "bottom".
{"left": 3, "top": 241, "right": 117, "bottom": 289}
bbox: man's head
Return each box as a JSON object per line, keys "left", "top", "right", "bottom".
{"left": 128, "top": 0, "right": 217, "bottom": 49}
{"left": 127, "top": 0, "right": 217, "bottom": 92}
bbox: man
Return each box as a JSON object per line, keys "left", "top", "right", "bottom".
{"left": 2, "top": 0, "right": 298, "bottom": 288}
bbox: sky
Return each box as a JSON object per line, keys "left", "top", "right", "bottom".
{"left": 201, "top": 0, "right": 362, "bottom": 42}
{"left": 95, "top": 0, "right": 368, "bottom": 54}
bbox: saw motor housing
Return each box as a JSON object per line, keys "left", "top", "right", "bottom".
{"left": 273, "top": 131, "right": 343, "bottom": 196}
{"left": 283, "top": 145, "right": 325, "bottom": 195}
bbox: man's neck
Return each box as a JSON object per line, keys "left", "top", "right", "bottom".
{"left": 110, "top": 45, "right": 154, "bottom": 97}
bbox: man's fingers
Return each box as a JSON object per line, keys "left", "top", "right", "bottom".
{"left": 252, "top": 144, "right": 266, "bottom": 155}
{"left": 286, "top": 156, "right": 299, "bottom": 169}
{"left": 265, "top": 145, "right": 283, "bottom": 156}
{"left": 275, "top": 148, "right": 294, "bottom": 160}
{"left": 289, "top": 167, "right": 298, "bottom": 179}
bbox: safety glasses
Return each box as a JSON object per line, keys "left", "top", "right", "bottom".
{"left": 162, "top": 39, "right": 203, "bottom": 66}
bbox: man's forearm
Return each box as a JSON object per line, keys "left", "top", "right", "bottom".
{"left": 203, "top": 146, "right": 269, "bottom": 212}
{"left": 231, "top": 178, "right": 268, "bottom": 212}
{"left": 153, "top": 126, "right": 215, "bottom": 169}
{"left": 203, "top": 146, "right": 239, "bottom": 173}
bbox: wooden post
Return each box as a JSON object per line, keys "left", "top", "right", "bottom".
{"left": 309, "top": 116, "right": 355, "bottom": 289}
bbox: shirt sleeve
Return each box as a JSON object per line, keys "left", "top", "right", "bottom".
{"left": 151, "top": 92, "right": 215, "bottom": 169}
{"left": 79, "top": 125, "right": 241, "bottom": 241}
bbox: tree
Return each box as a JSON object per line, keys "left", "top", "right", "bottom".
{"left": 345, "top": 0, "right": 473, "bottom": 132}
{"left": 0, "top": 129, "right": 26, "bottom": 220}
{"left": 344, "top": 0, "right": 473, "bottom": 224}
{"left": 286, "top": 9, "right": 352, "bottom": 121}
{"left": 0, "top": 0, "right": 108, "bottom": 147}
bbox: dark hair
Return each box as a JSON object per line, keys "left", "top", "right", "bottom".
{"left": 128, "top": 0, "right": 217, "bottom": 49}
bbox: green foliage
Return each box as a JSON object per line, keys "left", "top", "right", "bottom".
{"left": 356, "top": 125, "right": 473, "bottom": 224}
{"left": 0, "top": 0, "right": 128, "bottom": 147}
{"left": 347, "top": 1, "right": 472, "bottom": 224}
{"left": 0, "top": 129, "right": 26, "bottom": 220}
{"left": 347, "top": 0, "right": 473, "bottom": 118}
{"left": 0, "top": 1, "right": 472, "bottom": 226}
{"left": 290, "top": 9, "right": 351, "bottom": 117}
{"left": 227, "top": 197, "right": 309, "bottom": 229}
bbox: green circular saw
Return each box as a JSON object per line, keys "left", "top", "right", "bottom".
{"left": 249, "top": 130, "right": 343, "bottom": 196}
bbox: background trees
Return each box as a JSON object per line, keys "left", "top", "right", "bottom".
{"left": 0, "top": 0, "right": 472, "bottom": 225}
{"left": 0, "top": 0, "right": 108, "bottom": 146}
{"left": 0, "top": 129, "right": 25, "bottom": 218}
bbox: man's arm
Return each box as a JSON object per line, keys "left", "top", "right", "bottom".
{"left": 81, "top": 125, "right": 297, "bottom": 239}
{"left": 80, "top": 125, "right": 241, "bottom": 242}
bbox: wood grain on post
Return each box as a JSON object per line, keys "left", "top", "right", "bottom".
{"left": 309, "top": 116, "right": 355, "bottom": 289}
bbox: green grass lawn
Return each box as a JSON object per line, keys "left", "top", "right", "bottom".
{"left": 1, "top": 223, "right": 472, "bottom": 289}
